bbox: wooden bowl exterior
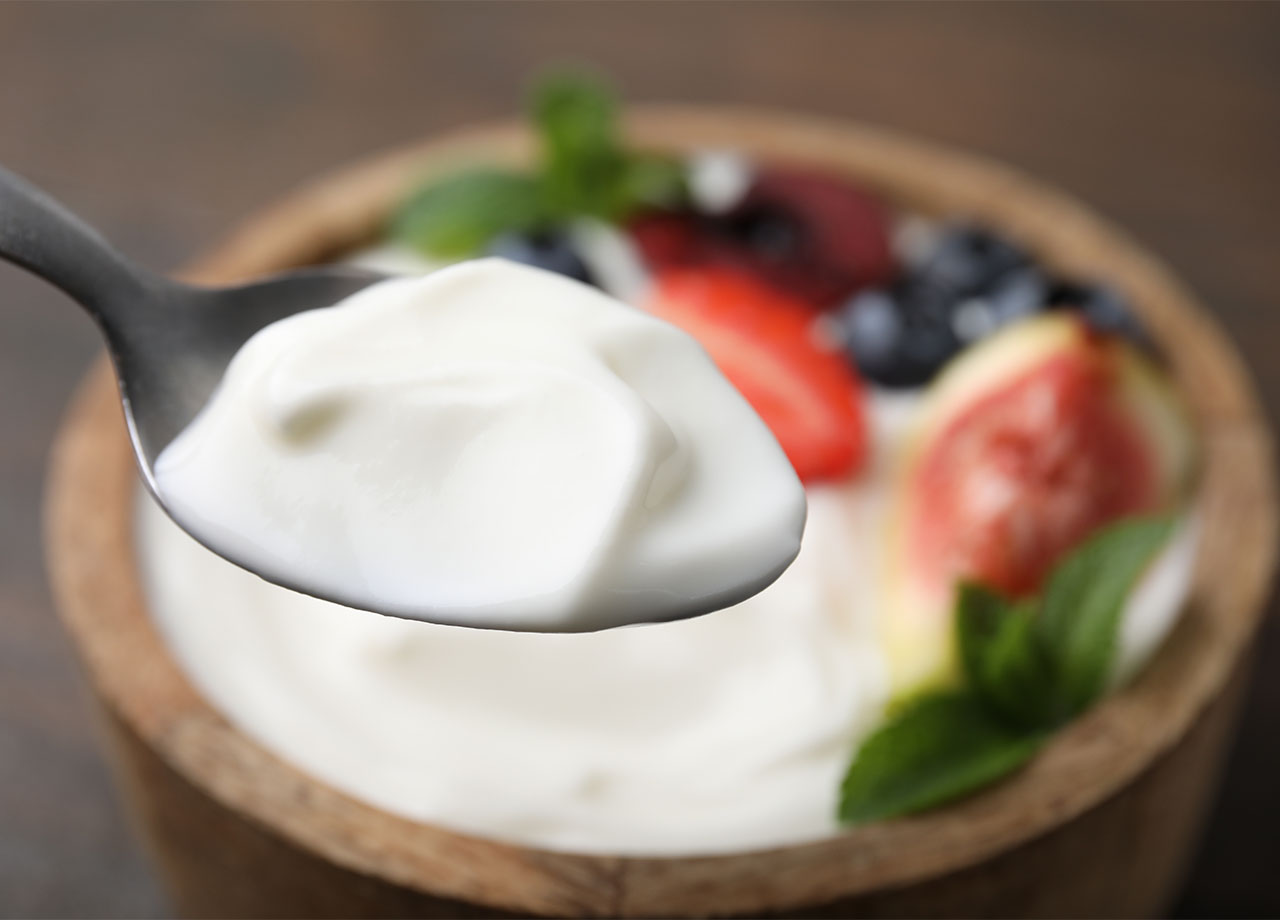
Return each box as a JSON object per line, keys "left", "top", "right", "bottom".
{"left": 44, "top": 108, "right": 1277, "bottom": 918}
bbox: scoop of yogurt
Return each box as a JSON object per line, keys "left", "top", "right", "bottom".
{"left": 153, "top": 259, "right": 806, "bottom": 631}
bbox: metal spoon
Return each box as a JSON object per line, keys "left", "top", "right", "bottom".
{"left": 0, "top": 164, "right": 383, "bottom": 586}
{"left": 4, "top": 165, "right": 800, "bottom": 629}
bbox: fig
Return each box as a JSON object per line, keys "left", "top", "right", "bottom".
{"left": 882, "top": 314, "right": 1196, "bottom": 695}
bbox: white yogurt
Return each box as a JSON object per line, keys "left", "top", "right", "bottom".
{"left": 138, "top": 484, "right": 886, "bottom": 855}
{"left": 138, "top": 246, "right": 1198, "bottom": 854}
{"left": 153, "top": 259, "right": 806, "bottom": 631}
{"left": 137, "top": 382, "right": 1197, "bottom": 855}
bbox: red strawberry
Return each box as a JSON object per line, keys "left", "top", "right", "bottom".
{"left": 630, "top": 166, "right": 895, "bottom": 309}
{"left": 644, "top": 268, "right": 867, "bottom": 482}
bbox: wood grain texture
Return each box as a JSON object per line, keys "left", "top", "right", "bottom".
{"left": 96, "top": 657, "right": 1254, "bottom": 919}
{"left": 43, "top": 110, "right": 1278, "bottom": 918}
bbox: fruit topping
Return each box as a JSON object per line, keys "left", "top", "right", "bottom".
{"left": 836, "top": 224, "right": 1052, "bottom": 389}
{"left": 630, "top": 166, "right": 895, "bottom": 308}
{"left": 920, "top": 223, "right": 1032, "bottom": 295}
{"left": 839, "top": 286, "right": 962, "bottom": 390}
{"left": 643, "top": 268, "right": 867, "bottom": 482}
{"left": 726, "top": 169, "right": 897, "bottom": 305}
{"left": 1047, "top": 279, "right": 1158, "bottom": 357}
{"left": 629, "top": 211, "right": 707, "bottom": 269}
{"left": 883, "top": 314, "right": 1194, "bottom": 693}
{"left": 487, "top": 230, "right": 596, "bottom": 285}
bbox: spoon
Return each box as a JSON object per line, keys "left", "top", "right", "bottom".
{"left": 4, "top": 165, "right": 802, "bottom": 630}
{"left": 0, "top": 164, "right": 383, "bottom": 583}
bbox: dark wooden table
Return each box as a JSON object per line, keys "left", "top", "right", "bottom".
{"left": 1, "top": 4, "right": 1276, "bottom": 917}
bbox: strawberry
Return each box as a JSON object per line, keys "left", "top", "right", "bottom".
{"left": 644, "top": 268, "right": 867, "bottom": 482}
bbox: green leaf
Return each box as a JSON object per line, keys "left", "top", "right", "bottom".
{"left": 532, "top": 72, "right": 628, "bottom": 219}
{"left": 391, "top": 169, "right": 545, "bottom": 258}
{"left": 533, "top": 72, "right": 619, "bottom": 173}
{"left": 955, "top": 583, "right": 1062, "bottom": 730}
{"left": 1036, "top": 515, "right": 1175, "bottom": 718}
{"left": 391, "top": 74, "right": 687, "bottom": 259}
{"left": 620, "top": 152, "right": 689, "bottom": 212}
{"left": 838, "top": 514, "right": 1176, "bottom": 825}
{"left": 838, "top": 692, "right": 1044, "bottom": 824}
{"left": 531, "top": 72, "right": 687, "bottom": 221}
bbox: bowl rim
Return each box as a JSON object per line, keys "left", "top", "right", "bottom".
{"left": 44, "top": 105, "right": 1278, "bottom": 918}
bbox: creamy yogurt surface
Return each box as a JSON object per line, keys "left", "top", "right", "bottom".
{"left": 138, "top": 485, "right": 886, "bottom": 855}
{"left": 153, "top": 259, "right": 805, "bottom": 631}
{"left": 138, "top": 383, "right": 1197, "bottom": 855}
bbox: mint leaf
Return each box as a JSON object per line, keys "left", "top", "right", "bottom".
{"left": 839, "top": 514, "right": 1176, "bottom": 824}
{"left": 391, "top": 74, "right": 687, "bottom": 260}
{"left": 532, "top": 73, "right": 687, "bottom": 221}
{"left": 621, "top": 152, "right": 689, "bottom": 212}
{"left": 955, "top": 583, "right": 1062, "bottom": 730}
{"left": 533, "top": 72, "right": 628, "bottom": 220}
{"left": 534, "top": 72, "right": 619, "bottom": 174}
{"left": 839, "top": 692, "right": 1044, "bottom": 824}
{"left": 392, "top": 170, "right": 544, "bottom": 258}
{"left": 958, "top": 515, "right": 1175, "bottom": 729}
{"left": 1036, "top": 515, "right": 1174, "bottom": 717}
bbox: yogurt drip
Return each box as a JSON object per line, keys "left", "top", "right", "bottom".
{"left": 153, "top": 259, "right": 806, "bottom": 630}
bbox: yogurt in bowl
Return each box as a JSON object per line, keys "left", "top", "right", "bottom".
{"left": 138, "top": 370, "right": 1199, "bottom": 853}
{"left": 138, "top": 69, "right": 1203, "bottom": 852}
{"left": 44, "top": 100, "right": 1272, "bottom": 920}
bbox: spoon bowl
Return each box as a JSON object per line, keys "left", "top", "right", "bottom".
{"left": 102, "top": 269, "right": 387, "bottom": 478}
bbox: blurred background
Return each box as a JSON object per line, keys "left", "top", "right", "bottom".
{"left": 1, "top": 3, "right": 1277, "bottom": 916}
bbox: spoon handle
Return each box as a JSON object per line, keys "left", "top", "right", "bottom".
{"left": 0, "top": 164, "right": 156, "bottom": 329}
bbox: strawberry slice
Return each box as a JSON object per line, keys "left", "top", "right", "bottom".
{"left": 644, "top": 268, "right": 867, "bottom": 482}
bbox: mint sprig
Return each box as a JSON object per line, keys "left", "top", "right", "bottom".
{"left": 392, "top": 170, "right": 544, "bottom": 259}
{"left": 391, "top": 73, "right": 687, "bottom": 258}
{"left": 1037, "top": 515, "right": 1175, "bottom": 717}
{"left": 839, "top": 515, "right": 1174, "bottom": 824}
{"left": 838, "top": 692, "right": 1046, "bottom": 824}
{"left": 955, "top": 583, "right": 1060, "bottom": 730}
{"left": 535, "top": 73, "right": 628, "bottom": 221}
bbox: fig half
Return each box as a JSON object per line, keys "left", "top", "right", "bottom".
{"left": 883, "top": 314, "right": 1195, "bottom": 695}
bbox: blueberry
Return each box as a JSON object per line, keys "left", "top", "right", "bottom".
{"left": 840, "top": 225, "right": 1054, "bottom": 388}
{"left": 920, "top": 224, "right": 1031, "bottom": 297}
{"left": 1047, "top": 279, "right": 1160, "bottom": 357}
{"left": 950, "top": 268, "right": 1049, "bottom": 345}
{"left": 843, "top": 290, "right": 901, "bottom": 369}
{"left": 840, "top": 286, "right": 961, "bottom": 389}
{"left": 487, "top": 230, "right": 596, "bottom": 285}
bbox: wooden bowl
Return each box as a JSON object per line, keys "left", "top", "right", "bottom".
{"left": 45, "top": 108, "right": 1277, "bottom": 918}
